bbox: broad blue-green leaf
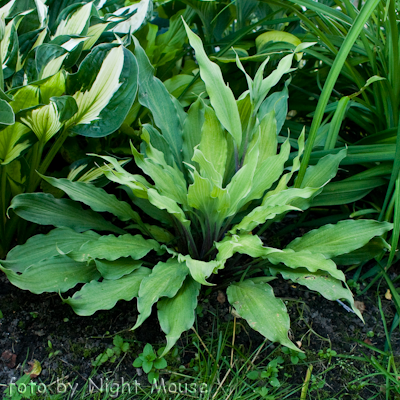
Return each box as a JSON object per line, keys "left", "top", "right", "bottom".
{"left": 273, "top": 267, "right": 363, "bottom": 320}
{"left": 287, "top": 220, "right": 393, "bottom": 258}
{"left": 183, "top": 20, "right": 242, "bottom": 147}
{"left": 133, "top": 258, "right": 189, "bottom": 330}
{"left": 133, "top": 37, "right": 183, "bottom": 166}
{"left": 267, "top": 249, "right": 345, "bottom": 281}
{"left": 40, "top": 174, "right": 141, "bottom": 223}
{"left": 2, "top": 228, "right": 99, "bottom": 273}
{"left": 70, "top": 234, "right": 160, "bottom": 262}
{"left": 0, "top": 122, "right": 31, "bottom": 165}
{"left": 94, "top": 258, "right": 143, "bottom": 280}
{"left": 63, "top": 267, "right": 151, "bottom": 315}
{"left": 0, "top": 255, "right": 100, "bottom": 294}
{"left": 9, "top": 193, "right": 125, "bottom": 233}
{"left": 227, "top": 280, "right": 300, "bottom": 352}
{"left": 66, "top": 44, "right": 138, "bottom": 137}
{"left": 158, "top": 277, "right": 200, "bottom": 356}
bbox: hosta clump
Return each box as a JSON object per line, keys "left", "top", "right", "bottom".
{"left": 0, "top": 23, "right": 392, "bottom": 354}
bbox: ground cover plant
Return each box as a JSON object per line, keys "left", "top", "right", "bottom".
{"left": 0, "top": 0, "right": 399, "bottom": 399}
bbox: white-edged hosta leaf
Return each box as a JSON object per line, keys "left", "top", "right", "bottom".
{"left": 158, "top": 276, "right": 200, "bottom": 356}
{"left": 133, "top": 37, "right": 183, "bottom": 166}
{"left": 2, "top": 228, "right": 100, "bottom": 273}
{"left": 63, "top": 267, "right": 151, "bottom": 315}
{"left": 40, "top": 174, "right": 141, "bottom": 223}
{"left": 70, "top": 234, "right": 160, "bottom": 262}
{"left": 94, "top": 258, "right": 142, "bottom": 280}
{"left": 227, "top": 280, "right": 300, "bottom": 352}
{"left": 20, "top": 101, "right": 63, "bottom": 143}
{"left": 66, "top": 44, "right": 138, "bottom": 137}
{"left": 267, "top": 249, "right": 345, "bottom": 281}
{"left": 216, "top": 234, "right": 276, "bottom": 262}
{"left": 287, "top": 219, "right": 393, "bottom": 258}
{"left": 273, "top": 267, "right": 363, "bottom": 320}
{"left": 0, "top": 255, "right": 100, "bottom": 294}
{"left": 54, "top": 2, "right": 94, "bottom": 38}
{"left": 110, "top": 0, "right": 152, "bottom": 34}
{"left": 0, "top": 122, "right": 30, "bottom": 165}
{"left": 183, "top": 20, "right": 242, "bottom": 147}
{"left": 9, "top": 193, "right": 125, "bottom": 234}
{"left": 133, "top": 258, "right": 189, "bottom": 330}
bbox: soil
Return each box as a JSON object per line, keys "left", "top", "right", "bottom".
{"left": 1, "top": 266, "right": 399, "bottom": 399}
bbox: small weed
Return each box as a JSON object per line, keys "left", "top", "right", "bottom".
{"left": 91, "top": 335, "right": 130, "bottom": 367}
{"left": 133, "top": 343, "right": 167, "bottom": 383}
{"left": 47, "top": 340, "right": 61, "bottom": 359}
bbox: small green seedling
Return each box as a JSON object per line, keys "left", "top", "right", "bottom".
{"left": 133, "top": 343, "right": 167, "bottom": 383}
{"left": 47, "top": 340, "right": 61, "bottom": 359}
{"left": 92, "top": 335, "right": 130, "bottom": 367}
{"left": 247, "top": 356, "right": 284, "bottom": 387}
{"left": 282, "top": 346, "right": 307, "bottom": 364}
{"left": 318, "top": 348, "right": 337, "bottom": 361}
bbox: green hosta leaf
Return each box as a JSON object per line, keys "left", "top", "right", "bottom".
{"left": 227, "top": 280, "right": 300, "bottom": 352}
{"left": 9, "top": 193, "right": 125, "bottom": 234}
{"left": 183, "top": 20, "right": 242, "bottom": 147}
{"left": 273, "top": 267, "right": 362, "bottom": 320}
{"left": 2, "top": 228, "right": 99, "bottom": 273}
{"left": 63, "top": 267, "right": 151, "bottom": 316}
{"left": 164, "top": 74, "right": 206, "bottom": 107}
{"left": 177, "top": 254, "right": 223, "bottom": 286}
{"left": 287, "top": 219, "right": 393, "bottom": 258}
{"left": 199, "top": 106, "right": 227, "bottom": 181}
{"left": 192, "top": 149, "right": 223, "bottom": 187}
{"left": 70, "top": 234, "right": 160, "bottom": 262}
{"left": 40, "top": 174, "right": 141, "bottom": 223}
{"left": 133, "top": 37, "right": 183, "bottom": 166}
{"left": 0, "top": 255, "right": 100, "bottom": 294}
{"left": 133, "top": 259, "right": 189, "bottom": 330}
{"left": 0, "top": 99, "right": 15, "bottom": 129}
{"left": 216, "top": 234, "right": 275, "bottom": 262}
{"left": 267, "top": 250, "right": 345, "bottom": 281}
{"left": 158, "top": 277, "right": 200, "bottom": 356}
{"left": 182, "top": 97, "right": 205, "bottom": 165}
{"left": 94, "top": 259, "right": 142, "bottom": 280}
{"left": 66, "top": 44, "right": 138, "bottom": 137}
{"left": 54, "top": 2, "right": 94, "bottom": 37}
{"left": 0, "top": 122, "right": 31, "bottom": 165}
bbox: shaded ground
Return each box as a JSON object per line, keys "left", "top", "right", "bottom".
{"left": 1, "top": 268, "right": 399, "bottom": 399}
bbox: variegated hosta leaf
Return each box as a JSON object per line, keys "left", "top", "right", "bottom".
{"left": 108, "top": 0, "right": 153, "bottom": 34}
{"left": 53, "top": 2, "right": 94, "bottom": 38}
{"left": 1, "top": 227, "right": 100, "bottom": 273}
{"left": 68, "top": 233, "right": 160, "bottom": 262}
{"left": 63, "top": 267, "right": 151, "bottom": 316}
{"left": 158, "top": 276, "right": 200, "bottom": 356}
{"left": 133, "top": 258, "right": 189, "bottom": 330}
{"left": 0, "top": 255, "right": 101, "bottom": 294}
{"left": 20, "top": 101, "right": 63, "bottom": 143}
{"left": 9, "top": 193, "right": 126, "bottom": 234}
{"left": 65, "top": 44, "right": 138, "bottom": 137}
{"left": 287, "top": 219, "right": 393, "bottom": 258}
{"left": 227, "top": 280, "right": 300, "bottom": 352}
{"left": 0, "top": 0, "right": 16, "bottom": 19}
{"left": 272, "top": 267, "right": 363, "bottom": 320}
{"left": 0, "top": 122, "right": 31, "bottom": 165}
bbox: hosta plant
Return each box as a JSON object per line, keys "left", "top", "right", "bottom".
{"left": 0, "top": 24, "right": 393, "bottom": 354}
